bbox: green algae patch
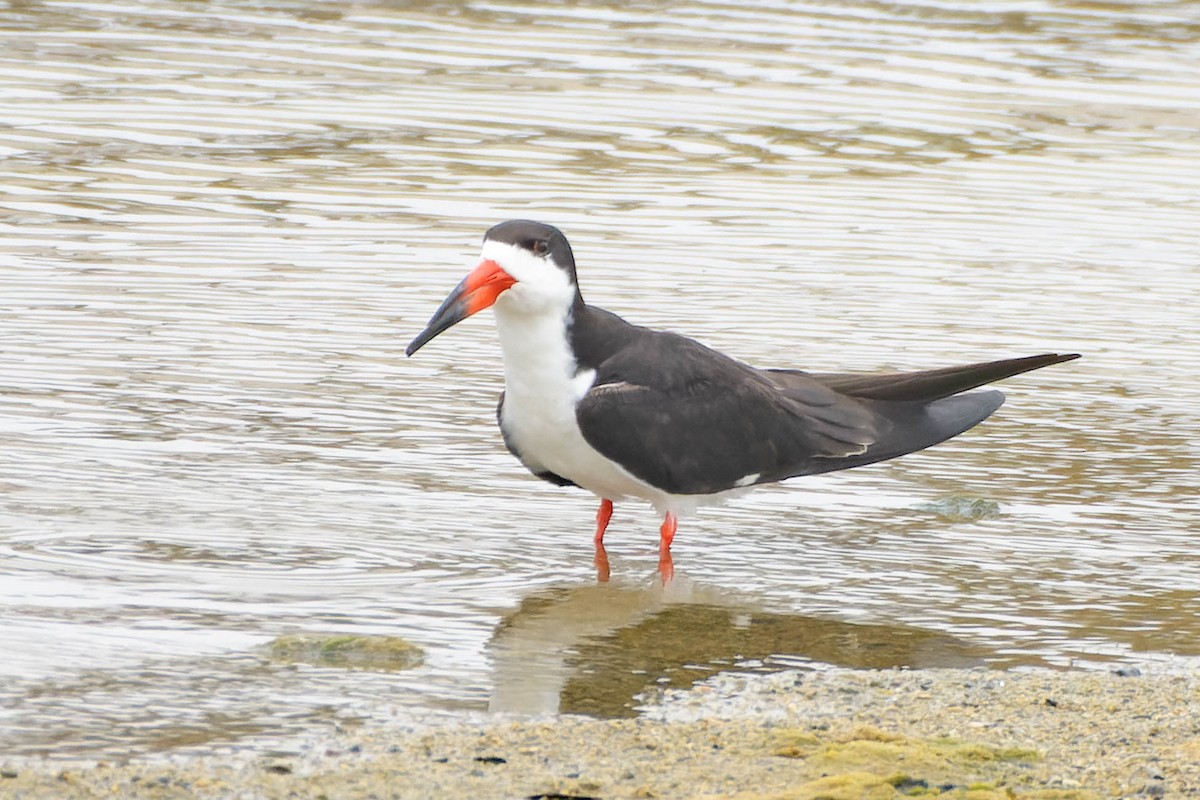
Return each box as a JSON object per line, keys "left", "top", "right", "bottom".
{"left": 765, "top": 726, "right": 1095, "bottom": 800}
{"left": 732, "top": 773, "right": 1026, "bottom": 799}
{"left": 941, "top": 741, "right": 1041, "bottom": 764}
{"left": 772, "top": 730, "right": 825, "bottom": 758}
{"left": 741, "top": 774, "right": 1098, "bottom": 800}
{"left": 267, "top": 633, "right": 424, "bottom": 671}
{"left": 790, "top": 770, "right": 899, "bottom": 799}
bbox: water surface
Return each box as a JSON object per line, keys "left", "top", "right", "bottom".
{"left": 1, "top": 0, "right": 1198, "bottom": 759}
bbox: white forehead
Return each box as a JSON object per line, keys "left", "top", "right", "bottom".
{"left": 481, "top": 238, "right": 576, "bottom": 314}
{"left": 480, "top": 238, "right": 567, "bottom": 286}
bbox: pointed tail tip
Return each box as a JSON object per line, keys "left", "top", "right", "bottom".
{"left": 990, "top": 352, "right": 1081, "bottom": 384}
{"left": 1023, "top": 352, "right": 1081, "bottom": 370}
{"left": 1046, "top": 352, "right": 1082, "bottom": 369}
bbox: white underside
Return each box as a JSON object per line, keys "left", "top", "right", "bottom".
{"left": 492, "top": 294, "right": 751, "bottom": 517}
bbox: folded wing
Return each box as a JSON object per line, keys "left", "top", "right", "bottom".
{"left": 577, "top": 343, "right": 1077, "bottom": 496}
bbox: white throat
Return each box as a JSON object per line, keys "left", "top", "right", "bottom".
{"left": 484, "top": 236, "right": 584, "bottom": 412}
{"left": 493, "top": 296, "right": 581, "bottom": 408}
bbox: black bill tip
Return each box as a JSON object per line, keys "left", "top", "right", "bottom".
{"left": 406, "top": 288, "right": 468, "bottom": 356}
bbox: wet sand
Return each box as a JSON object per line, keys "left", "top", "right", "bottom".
{"left": 2, "top": 666, "right": 1196, "bottom": 799}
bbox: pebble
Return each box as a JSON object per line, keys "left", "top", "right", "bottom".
{"left": 1, "top": 666, "right": 1197, "bottom": 799}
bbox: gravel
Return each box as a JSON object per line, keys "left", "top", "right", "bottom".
{"left": 2, "top": 666, "right": 1197, "bottom": 799}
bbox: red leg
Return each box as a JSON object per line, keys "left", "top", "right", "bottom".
{"left": 657, "top": 512, "right": 677, "bottom": 584}
{"left": 593, "top": 499, "right": 614, "bottom": 583}
{"left": 594, "top": 498, "right": 614, "bottom": 544}
{"left": 658, "top": 512, "right": 677, "bottom": 550}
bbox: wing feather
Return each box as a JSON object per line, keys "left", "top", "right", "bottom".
{"left": 575, "top": 334, "right": 879, "bottom": 495}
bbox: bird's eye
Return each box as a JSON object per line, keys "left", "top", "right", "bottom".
{"left": 532, "top": 240, "right": 549, "bottom": 256}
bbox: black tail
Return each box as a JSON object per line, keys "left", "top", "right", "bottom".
{"left": 797, "top": 390, "right": 1004, "bottom": 477}
{"left": 778, "top": 353, "right": 1080, "bottom": 403}
{"left": 770, "top": 353, "right": 1079, "bottom": 479}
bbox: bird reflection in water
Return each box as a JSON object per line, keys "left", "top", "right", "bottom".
{"left": 487, "top": 580, "right": 990, "bottom": 717}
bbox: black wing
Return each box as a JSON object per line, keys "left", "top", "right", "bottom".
{"left": 575, "top": 331, "right": 882, "bottom": 495}
{"left": 577, "top": 332, "right": 1077, "bottom": 496}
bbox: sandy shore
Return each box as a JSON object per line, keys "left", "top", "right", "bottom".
{"left": 2, "top": 666, "right": 1196, "bottom": 799}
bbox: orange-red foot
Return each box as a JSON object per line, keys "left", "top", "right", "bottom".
{"left": 594, "top": 540, "right": 611, "bottom": 583}
{"left": 594, "top": 498, "right": 614, "bottom": 544}
{"left": 657, "top": 512, "right": 677, "bottom": 584}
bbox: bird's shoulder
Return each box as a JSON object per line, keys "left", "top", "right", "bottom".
{"left": 574, "top": 305, "right": 769, "bottom": 396}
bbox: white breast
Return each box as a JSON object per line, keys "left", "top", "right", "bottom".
{"left": 492, "top": 299, "right": 658, "bottom": 505}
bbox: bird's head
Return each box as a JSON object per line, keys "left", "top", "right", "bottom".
{"left": 406, "top": 220, "right": 579, "bottom": 356}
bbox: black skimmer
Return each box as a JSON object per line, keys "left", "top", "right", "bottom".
{"left": 407, "top": 220, "right": 1079, "bottom": 581}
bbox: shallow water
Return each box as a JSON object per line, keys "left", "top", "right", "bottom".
{"left": 1, "top": 0, "right": 1198, "bottom": 759}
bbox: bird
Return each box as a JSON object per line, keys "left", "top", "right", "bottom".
{"left": 406, "top": 220, "right": 1079, "bottom": 581}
